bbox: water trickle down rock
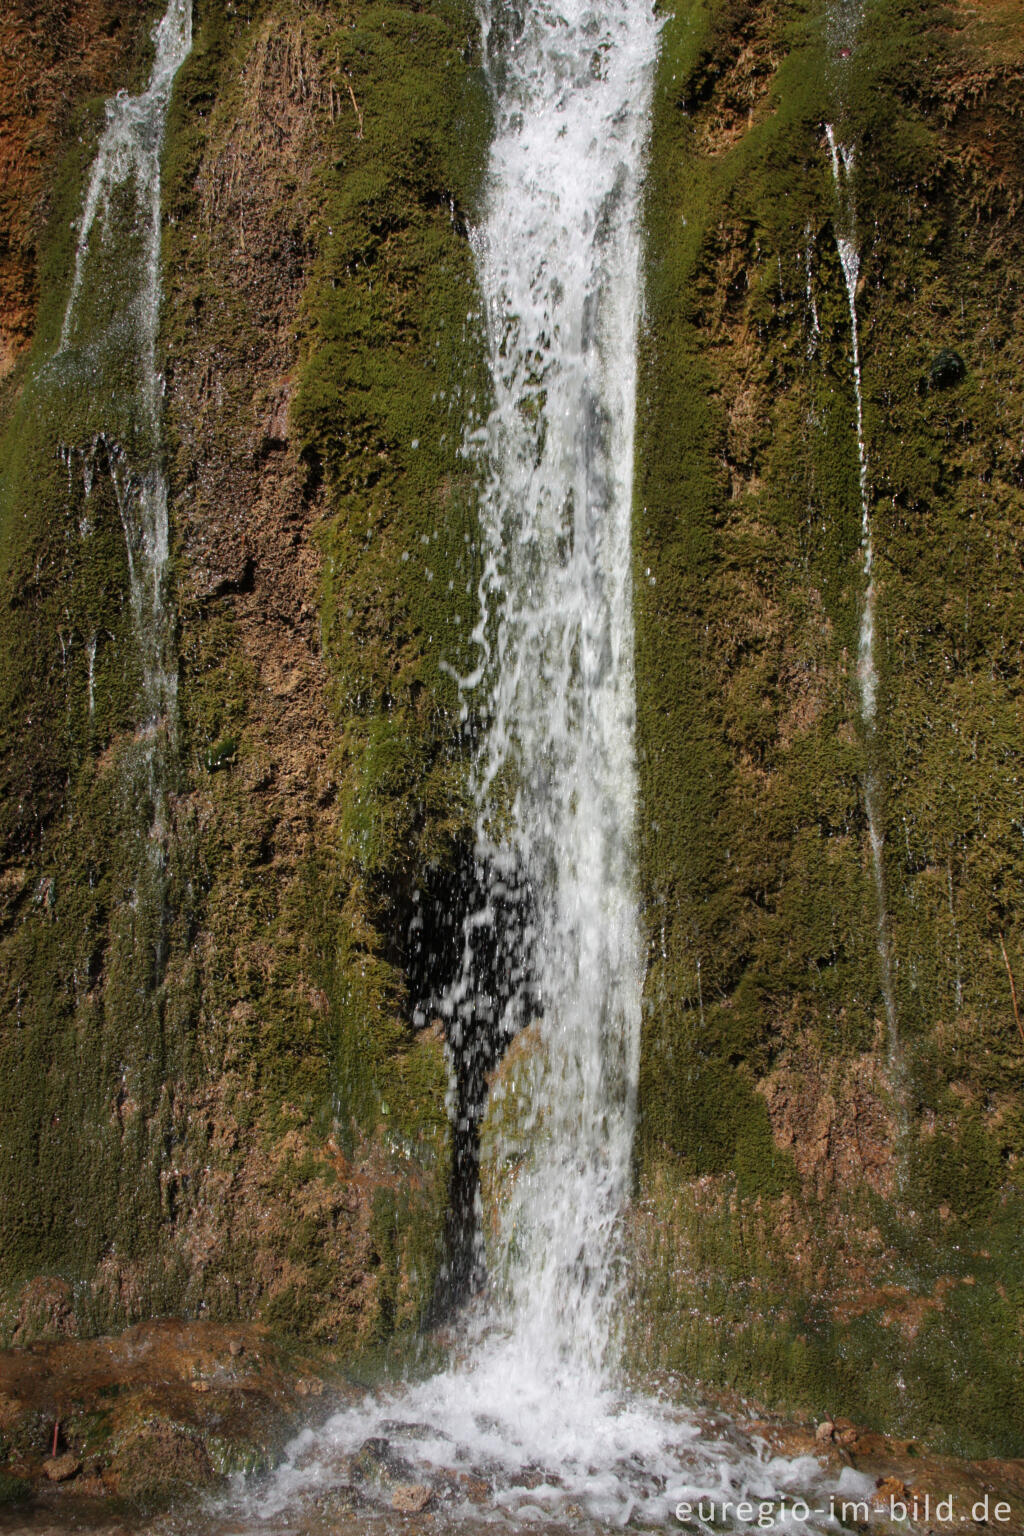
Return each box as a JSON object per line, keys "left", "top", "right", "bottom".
{"left": 52, "top": 0, "right": 193, "bottom": 968}
{"left": 824, "top": 119, "right": 899, "bottom": 1067}
{"left": 56, "top": 0, "right": 192, "bottom": 795}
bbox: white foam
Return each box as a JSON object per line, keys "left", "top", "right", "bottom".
{"left": 235, "top": 1330, "right": 861, "bottom": 1531}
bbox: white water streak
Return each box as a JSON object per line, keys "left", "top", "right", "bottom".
{"left": 86, "top": 633, "right": 98, "bottom": 720}
{"left": 59, "top": 0, "right": 193, "bottom": 386}
{"left": 825, "top": 123, "right": 897, "bottom": 1048}
{"left": 59, "top": 0, "right": 191, "bottom": 755}
{"left": 804, "top": 223, "right": 821, "bottom": 356}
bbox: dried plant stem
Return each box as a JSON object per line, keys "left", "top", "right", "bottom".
{"left": 344, "top": 74, "right": 363, "bottom": 138}
{"left": 999, "top": 932, "right": 1024, "bottom": 1050}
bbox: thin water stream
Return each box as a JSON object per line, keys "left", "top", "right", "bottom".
{"left": 55, "top": 0, "right": 193, "bottom": 785}
{"left": 824, "top": 120, "right": 898, "bottom": 1060}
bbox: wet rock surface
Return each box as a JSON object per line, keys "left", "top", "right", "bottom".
{"left": 0, "top": 1319, "right": 350, "bottom": 1521}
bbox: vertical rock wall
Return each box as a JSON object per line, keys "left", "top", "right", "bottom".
{"left": 633, "top": 0, "right": 1024, "bottom": 1454}
{"left": 2, "top": 0, "right": 1023, "bottom": 1458}
{"left": 0, "top": 0, "right": 488, "bottom": 1350}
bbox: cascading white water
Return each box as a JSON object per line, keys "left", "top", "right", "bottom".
{"left": 824, "top": 121, "right": 898, "bottom": 1054}
{"left": 459, "top": 0, "right": 657, "bottom": 1381}
{"left": 57, "top": 0, "right": 193, "bottom": 772}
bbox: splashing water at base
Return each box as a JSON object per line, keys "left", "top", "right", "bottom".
{"left": 218, "top": 1341, "right": 877, "bottom": 1534}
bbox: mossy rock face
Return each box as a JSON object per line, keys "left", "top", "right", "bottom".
{"left": 632, "top": 0, "right": 1024, "bottom": 1454}
{"left": 0, "top": 0, "right": 489, "bottom": 1347}
{"left": 2, "top": 0, "right": 1024, "bottom": 1459}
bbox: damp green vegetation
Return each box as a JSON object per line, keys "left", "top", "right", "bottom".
{"left": 632, "top": 1172, "right": 1024, "bottom": 1457}
{"left": 0, "top": 1470, "right": 30, "bottom": 1506}
{"left": 633, "top": 0, "right": 1024, "bottom": 1453}
{"left": 0, "top": 0, "right": 490, "bottom": 1349}
{"left": 2, "top": 0, "right": 1024, "bottom": 1461}
{"left": 636, "top": 0, "right": 880, "bottom": 1208}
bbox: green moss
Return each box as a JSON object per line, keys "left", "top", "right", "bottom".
{"left": 0, "top": 0, "right": 489, "bottom": 1346}
{"left": 632, "top": 0, "right": 1024, "bottom": 1451}
{"left": 632, "top": 1170, "right": 1024, "bottom": 1455}
{"left": 274, "top": 0, "right": 490, "bottom": 1144}
{"left": 0, "top": 1471, "right": 31, "bottom": 1506}
{"left": 635, "top": 0, "right": 880, "bottom": 1180}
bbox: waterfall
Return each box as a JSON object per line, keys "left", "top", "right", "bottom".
{"left": 216, "top": 5, "right": 885, "bottom": 1527}
{"left": 446, "top": 0, "right": 659, "bottom": 1377}
{"left": 824, "top": 121, "right": 899, "bottom": 1058}
{"left": 56, "top": 0, "right": 192, "bottom": 786}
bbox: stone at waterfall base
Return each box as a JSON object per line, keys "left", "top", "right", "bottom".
{"left": 391, "top": 1483, "right": 435, "bottom": 1514}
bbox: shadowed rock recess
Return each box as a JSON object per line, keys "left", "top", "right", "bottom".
{"left": 0, "top": 0, "right": 1021, "bottom": 1482}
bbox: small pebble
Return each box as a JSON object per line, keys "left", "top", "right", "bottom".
{"left": 873, "top": 1476, "right": 910, "bottom": 1507}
